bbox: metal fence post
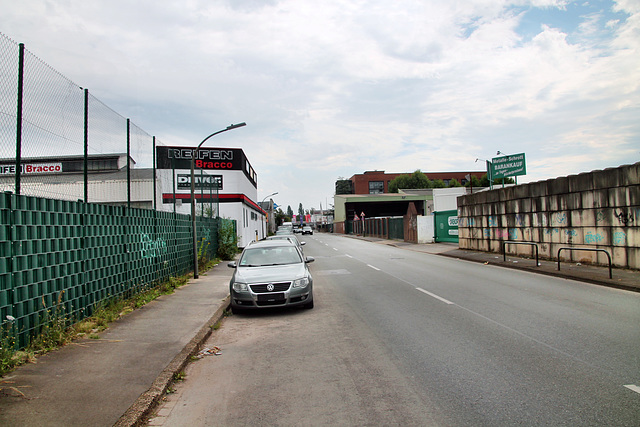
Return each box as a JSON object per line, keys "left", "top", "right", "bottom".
{"left": 15, "top": 43, "right": 25, "bottom": 195}
{"left": 83, "top": 89, "right": 89, "bottom": 202}
{"left": 126, "top": 118, "right": 131, "bottom": 208}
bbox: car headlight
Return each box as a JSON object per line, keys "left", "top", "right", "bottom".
{"left": 293, "top": 277, "right": 310, "bottom": 288}
{"left": 232, "top": 282, "right": 248, "bottom": 292}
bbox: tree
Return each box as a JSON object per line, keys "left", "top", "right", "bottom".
{"left": 287, "top": 205, "right": 294, "bottom": 217}
{"left": 465, "top": 175, "right": 483, "bottom": 188}
{"left": 448, "top": 179, "right": 462, "bottom": 187}
{"left": 388, "top": 170, "right": 432, "bottom": 193}
{"left": 494, "top": 177, "right": 515, "bottom": 185}
{"left": 335, "top": 178, "right": 353, "bottom": 194}
{"left": 298, "top": 203, "right": 304, "bottom": 217}
{"left": 476, "top": 174, "right": 515, "bottom": 187}
{"left": 432, "top": 179, "right": 446, "bottom": 188}
{"left": 275, "top": 208, "right": 288, "bottom": 226}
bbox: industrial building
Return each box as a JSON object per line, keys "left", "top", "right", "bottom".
{"left": 0, "top": 148, "right": 265, "bottom": 247}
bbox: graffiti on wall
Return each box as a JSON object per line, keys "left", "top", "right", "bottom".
{"left": 141, "top": 234, "right": 168, "bottom": 259}
{"left": 552, "top": 212, "right": 567, "bottom": 225}
{"left": 615, "top": 211, "right": 634, "bottom": 226}
{"left": 585, "top": 231, "right": 604, "bottom": 244}
{"left": 613, "top": 231, "right": 626, "bottom": 245}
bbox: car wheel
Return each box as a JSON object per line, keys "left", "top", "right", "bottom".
{"left": 231, "top": 305, "right": 245, "bottom": 315}
{"left": 303, "top": 299, "right": 314, "bottom": 309}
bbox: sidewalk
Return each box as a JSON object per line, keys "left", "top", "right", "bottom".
{"left": 0, "top": 264, "right": 233, "bottom": 427}
{"left": 365, "top": 237, "right": 640, "bottom": 293}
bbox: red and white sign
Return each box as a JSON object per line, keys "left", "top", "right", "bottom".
{"left": 0, "top": 163, "right": 63, "bottom": 175}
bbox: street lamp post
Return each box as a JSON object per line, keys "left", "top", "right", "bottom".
{"left": 192, "top": 122, "right": 246, "bottom": 279}
{"left": 475, "top": 158, "right": 493, "bottom": 190}
{"left": 496, "top": 150, "right": 517, "bottom": 185}
{"left": 260, "top": 192, "right": 278, "bottom": 238}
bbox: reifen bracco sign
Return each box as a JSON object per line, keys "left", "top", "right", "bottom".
{"left": 0, "top": 163, "right": 63, "bottom": 175}
{"left": 156, "top": 146, "right": 257, "bottom": 188}
{"left": 156, "top": 146, "right": 244, "bottom": 171}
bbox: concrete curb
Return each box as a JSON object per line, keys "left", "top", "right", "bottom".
{"left": 114, "top": 295, "right": 231, "bottom": 427}
{"left": 436, "top": 252, "right": 640, "bottom": 293}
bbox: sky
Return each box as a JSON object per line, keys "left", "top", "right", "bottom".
{"left": 1, "top": 0, "right": 638, "bottom": 212}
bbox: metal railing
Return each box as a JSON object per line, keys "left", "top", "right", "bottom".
{"left": 502, "top": 241, "right": 539, "bottom": 266}
{"left": 557, "top": 247, "right": 612, "bottom": 279}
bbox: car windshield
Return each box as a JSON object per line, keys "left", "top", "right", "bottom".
{"left": 239, "top": 246, "right": 302, "bottom": 267}
{"left": 268, "top": 236, "right": 296, "bottom": 243}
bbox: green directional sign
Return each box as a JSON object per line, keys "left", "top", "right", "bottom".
{"left": 491, "top": 153, "right": 526, "bottom": 179}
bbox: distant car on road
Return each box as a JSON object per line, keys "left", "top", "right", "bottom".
{"left": 302, "top": 226, "right": 313, "bottom": 235}
{"left": 227, "top": 240, "right": 314, "bottom": 313}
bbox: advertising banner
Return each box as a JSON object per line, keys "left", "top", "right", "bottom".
{"left": 156, "top": 146, "right": 244, "bottom": 171}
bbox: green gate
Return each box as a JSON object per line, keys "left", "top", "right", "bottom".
{"left": 434, "top": 210, "right": 459, "bottom": 243}
{"left": 388, "top": 217, "right": 404, "bottom": 240}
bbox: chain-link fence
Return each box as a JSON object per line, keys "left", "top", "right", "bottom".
{"left": 0, "top": 33, "right": 156, "bottom": 205}
{"left": 0, "top": 33, "right": 235, "bottom": 350}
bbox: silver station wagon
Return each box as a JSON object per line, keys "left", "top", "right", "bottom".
{"left": 228, "top": 240, "right": 314, "bottom": 313}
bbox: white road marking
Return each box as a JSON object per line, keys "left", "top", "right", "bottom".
{"left": 416, "top": 287, "right": 454, "bottom": 305}
{"left": 624, "top": 384, "right": 640, "bottom": 394}
{"left": 333, "top": 247, "right": 338, "bottom": 251}
{"left": 367, "top": 264, "right": 380, "bottom": 271}
{"left": 345, "top": 254, "right": 353, "bottom": 258}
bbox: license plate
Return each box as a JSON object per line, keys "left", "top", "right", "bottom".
{"left": 257, "top": 293, "right": 285, "bottom": 302}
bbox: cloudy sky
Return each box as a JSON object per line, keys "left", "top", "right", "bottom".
{"left": 2, "top": 0, "right": 638, "bottom": 211}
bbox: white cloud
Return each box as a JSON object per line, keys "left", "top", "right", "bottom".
{"left": 0, "top": 0, "right": 638, "bottom": 209}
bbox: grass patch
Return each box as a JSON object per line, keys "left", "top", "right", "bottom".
{"left": 0, "top": 262, "right": 219, "bottom": 378}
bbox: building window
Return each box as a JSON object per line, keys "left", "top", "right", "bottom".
{"left": 369, "top": 181, "right": 384, "bottom": 194}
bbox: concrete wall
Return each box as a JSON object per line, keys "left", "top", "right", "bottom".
{"left": 457, "top": 162, "right": 639, "bottom": 269}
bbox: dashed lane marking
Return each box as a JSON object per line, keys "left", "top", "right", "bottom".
{"left": 624, "top": 384, "right": 640, "bottom": 394}
{"left": 416, "top": 287, "right": 454, "bottom": 305}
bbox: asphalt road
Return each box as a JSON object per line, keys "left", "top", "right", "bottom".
{"left": 150, "top": 234, "right": 640, "bottom": 426}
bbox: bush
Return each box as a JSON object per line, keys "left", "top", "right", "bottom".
{"left": 217, "top": 218, "right": 238, "bottom": 260}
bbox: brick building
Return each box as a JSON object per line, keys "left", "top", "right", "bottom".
{"left": 344, "top": 170, "right": 486, "bottom": 195}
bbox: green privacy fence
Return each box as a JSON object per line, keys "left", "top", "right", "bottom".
{"left": 1, "top": 191, "right": 231, "bottom": 348}
{"left": 346, "top": 217, "right": 404, "bottom": 240}
{"left": 388, "top": 217, "right": 404, "bottom": 240}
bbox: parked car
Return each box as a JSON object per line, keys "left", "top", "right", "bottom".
{"left": 266, "top": 235, "right": 306, "bottom": 252}
{"left": 302, "top": 226, "right": 313, "bottom": 235}
{"left": 228, "top": 240, "right": 314, "bottom": 313}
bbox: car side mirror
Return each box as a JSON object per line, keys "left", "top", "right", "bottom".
{"left": 227, "top": 261, "right": 237, "bottom": 268}
{"left": 305, "top": 256, "right": 315, "bottom": 263}
{"left": 300, "top": 241, "right": 306, "bottom": 246}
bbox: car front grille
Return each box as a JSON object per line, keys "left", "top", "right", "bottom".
{"left": 250, "top": 282, "right": 291, "bottom": 293}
